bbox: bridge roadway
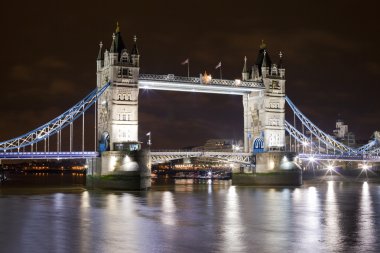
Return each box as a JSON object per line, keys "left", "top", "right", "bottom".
{"left": 138, "top": 74, "right": 264, "bottom": 95}
{"left": 0, "top": 151, "right": 379, "bottom": 163}
{"left": 298, "top": 153, "right": 380, "bottom": 162}
{"left": 0, "top": 151, "right": 253, "bottom": 164}
{"left": 150, "top": 151, "right": 253, "bottom": 164}
{"left": 0, "top": 152, "right": 98, "bottom": 159}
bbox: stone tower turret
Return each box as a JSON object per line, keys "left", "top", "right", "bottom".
{"left": 242, "top": 56, "right": 249, "bottom": 81}
{"left": 243, "top": 41, "right": 286, "bottom": 153}
{"left": 97, "top": 23, "right": 140, "bottom": 153}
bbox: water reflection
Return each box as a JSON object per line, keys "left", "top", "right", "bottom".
{"left": 79, "top": 191, "right": 91, "bottom": 253}
{"left": 302, "top": 186, "right": 322, "bottom": 249}
{"left": 161, "top": 191, "right": 176, "bottom": 226}
{"left": 324, "top": 181, "right": 341, "bottom": 249}
{"left": 356, "top": 182, "right": 375, "bottom": 251}
{"left": 220, "top": 186, "right": 246, "bottom": 252}
{"left": 1, "top": 182, "right": 380, "bottom": 252}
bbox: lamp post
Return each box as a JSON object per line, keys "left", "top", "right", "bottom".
{"left": 146, "top": 132, "right": 152, "bottom": 148}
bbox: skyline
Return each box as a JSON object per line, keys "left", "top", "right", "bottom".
{"left": 1, "top": 0, "right": 380, "bottom": 149}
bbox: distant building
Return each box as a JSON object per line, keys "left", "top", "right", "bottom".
{"left": 192, "top": 139, "right": 243, "bottom": 152}
{"left": 333, "top": 119, "right": 356, "bottom": 147}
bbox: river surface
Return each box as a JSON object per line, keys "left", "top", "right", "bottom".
{"left": 1, "top": 179, "right": 380, "bottom": 253}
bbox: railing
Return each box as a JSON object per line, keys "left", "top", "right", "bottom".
{"left": 298, "top": 153, "right": 380, "bottom": 162}
{"left": 139, "top": 74, "right": 264, "bottom": 88}
{"left": 0, "top": 151, "right": 99, "bottom": 159}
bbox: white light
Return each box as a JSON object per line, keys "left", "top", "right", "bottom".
{"left": 269, "top": 160, "right": 275, "bottom": 170}
{"left": 282, "top": 156, "right": 288, "bottom": 162}
{"left": 363, "top": 164, "right": 369, "bottom": 170}
{"left": 327, "top": 165, "right": 334, "bottom": 171}
{"left": 302, "top": 141, "right": 309, "bottom": 146}
{"left": 235, "top": 79, "right": 241, "bottom": 85}
{"left": 308, "top": 156, "right": 315, "bottom": 162}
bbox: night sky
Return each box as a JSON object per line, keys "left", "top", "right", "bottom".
{"left": 1, "top": 0, "right": 380, "bottom": 149}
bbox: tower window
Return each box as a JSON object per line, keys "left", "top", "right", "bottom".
{"left": 121, "top": 51, "right": 129, "bottom": 64}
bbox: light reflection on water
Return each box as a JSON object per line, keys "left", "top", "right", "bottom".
{"left": 324, "top": 181, "right": 341, "bottom": 250}
{"left": 356, "top": 182, "right": 375, "bottom": 252}
{"left": 0, "top": 182, "right": 380, "bottom": 253}
{"left": 221, "top": 186, "right": 246, "bottom": 252}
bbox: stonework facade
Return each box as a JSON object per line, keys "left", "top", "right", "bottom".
{"left": 96, "top": 27, "right": 140, "bottom": 152}
{"left": 242, "top": 43, "right": 286, "bottom": 153}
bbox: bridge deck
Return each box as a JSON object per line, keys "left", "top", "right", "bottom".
{"left": 139, "top": 74, "right": 264, "bottom": 95}
{"left": 298, "top": 153, "right": 380, "bottom": 162}
{"left": 0, "top": 152, "right": 99, "bottom": 159}
{"left": 150, "top": 151, "right": 253, "bottom": 164}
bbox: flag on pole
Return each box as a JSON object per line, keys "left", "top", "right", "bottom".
{"left": 215, "top": 61, "right": 222, "bottom": 69}
{"left": 181, "top": 58, "right": 189, "bottom": 65}
{"left": 146, "top": 132, "right": 151, "bottom": 136}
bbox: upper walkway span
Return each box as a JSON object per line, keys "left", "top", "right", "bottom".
{"left": 138, "top": 74, "right": 264, "bottom": 95}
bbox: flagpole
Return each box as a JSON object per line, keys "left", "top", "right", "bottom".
{"left": 187, "top": 60, "right": 190, "bottom": 78}
{"left": 215, "top": 61, "right": 222, "bottom": 79}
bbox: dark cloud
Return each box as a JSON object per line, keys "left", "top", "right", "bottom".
{"left": 9, "top": 65, "right": 33, "bottom": 81}
{"left": 37, "top": 58, "right": 68, "bottom": 69}
{"left": 48, "top": 79, "right": 76, "bottom": 95}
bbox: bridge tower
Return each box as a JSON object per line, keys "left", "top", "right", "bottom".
{"left": 237, "top": 42, "right": 301, "bottom": 184}
{"left": 90, "top": 23, "right": 150, "bottom": 190}
{"left": 242, "top": 41, "right": 286, "bottom": 153}
{"left": 97, "top": 23, "right": 140, "bottom": 151}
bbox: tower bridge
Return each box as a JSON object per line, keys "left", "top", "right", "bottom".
{"left": 1, "top": 24, "right": 380, "bottom": 188}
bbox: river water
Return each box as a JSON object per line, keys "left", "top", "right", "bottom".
{"left": 1, "top": 179, "right": 380, "bottom": 253}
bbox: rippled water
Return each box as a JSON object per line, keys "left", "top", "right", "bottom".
{"left": 1, "top": 181, "right": 380, "bottom": 253}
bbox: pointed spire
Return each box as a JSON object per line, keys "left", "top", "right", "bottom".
{"left": 278, "top": 51, "right": 284, "bottom": 69}
{"left": 242, "top": 56, "right": 249, "bottom": 81}
{"left": 260, "top": 39, "right": 266, "bottom": 49}
{"left": 255, "top": 41, "right": 271, "bottom": 77}
{"left": 131, "top": 35, "right": 139, "bottom": 55}
{"left": 262, "top": 50, "right": 267, "bottom": 67}
{"left": 110, "top": 33, "right": 117, "bottom": 53}
{"left": 109, "top": 23, "right": 126, "bottom": 57}
{"left": 97, "top": 41, "right": 104, "bottom": 61}
{"left": 251, "top": 65, "right": 260, "bottom": 80}
{"left": 115, "top": 21, "right": 120, "bottom": 33}
{"left": 242, "top": 56, "right": 247, "bottom": 73}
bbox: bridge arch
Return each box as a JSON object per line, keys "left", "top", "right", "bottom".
{"left": 253, "top": 137, "right": 264, "bottom": 154}
{"left": 99, "top": 132, "right": 110, "bottom": 152}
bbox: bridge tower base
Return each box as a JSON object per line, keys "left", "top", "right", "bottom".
{"left": 86, "top": 149, "right": 151, "bottom": 190}
{"left": 232, "top": 152, "right": 302, "bottom": 186}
